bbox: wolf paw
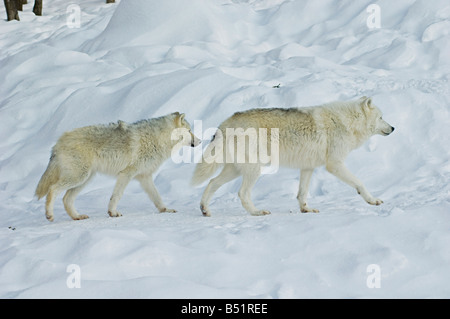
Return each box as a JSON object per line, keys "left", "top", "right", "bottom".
{"left": 301, "top": 207, "right": 320, "bottom": 213}
{"left": 73, "top": 214, "right": 89, "bottom": 220}
{"left": 200, "top": 204, "right": 211, "bottom": 217}
{"left": 160, "top": 208, "right": 177, "bottom": 213}
{"left": 252, "top": 210, "right": 271, "bottom": 216}
{"left": 108, "top": 210, "right": 122, "bottom": 217}
{"left": 367, "top": 198, "right": 384, "bottom": 206}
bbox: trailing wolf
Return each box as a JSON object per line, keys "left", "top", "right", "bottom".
{"left": 192, "top": 97, "right": 395, "bottom": 216}
{"left": 36, "top": 112, "right": 201, "bottom": 221}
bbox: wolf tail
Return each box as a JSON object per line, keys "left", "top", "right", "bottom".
{"left": 191, "top": 131, "right": 224, "bottom": 186}
{"left": 35, "top": 153, "right": 59, "bottom": 200}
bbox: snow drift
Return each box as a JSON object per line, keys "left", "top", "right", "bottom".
{"left": 0, "top": 0, "right": 449, "bottom": 298}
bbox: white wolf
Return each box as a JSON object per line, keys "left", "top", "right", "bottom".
{"left": 192, "top": 97, "right": 395, "bottom": 216}
{"left": 36, "top": 112, "right": 201, "bottom": 221}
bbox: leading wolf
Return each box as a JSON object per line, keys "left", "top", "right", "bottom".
{"left": 192, "top": 97, "right": 394, "bottom": 216}
{"left": 36, "top": 112, "right": 201, "bottom": 221}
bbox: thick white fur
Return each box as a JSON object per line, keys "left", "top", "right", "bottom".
{"left": 36, "top": 112, "right": 200, "bottom": 221}
{"left": 192, "top": 97, "right": 394, "bottom": 216}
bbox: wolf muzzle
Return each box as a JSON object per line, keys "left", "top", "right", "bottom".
{"left": 383, "top": 126, "right": 395, "bottom": 136}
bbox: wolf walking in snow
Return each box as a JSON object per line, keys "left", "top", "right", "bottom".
{"left": 35, "top": 112, "right": 201, "bottom": 221}
{"left": 192, "top": 97, "right": 395, "bottom": 216}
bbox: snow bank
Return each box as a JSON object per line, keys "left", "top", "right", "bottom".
{"left": 0, "top": 0, "right": 449, "bottom": 298}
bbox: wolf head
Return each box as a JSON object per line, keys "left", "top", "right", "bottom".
{"left": 360, "top": 97, "right": 395, "bottom": 136}
{"left": 173, "top": 112, "right": 201, "bottom": 147}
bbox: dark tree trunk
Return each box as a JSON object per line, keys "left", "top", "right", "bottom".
{"left": 32, "top": 0, "right": 41, "bottom": 16}
{"left": 4, "top": 0, "right": 20, "bottom": 21}
{"left": 16, "top": 0, "right": 22, "bottom": 11}
{"left": 106, "top": 0, "right": 115, "bottom": 3}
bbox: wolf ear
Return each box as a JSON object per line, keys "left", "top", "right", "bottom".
{"left": 175, "top": 112, "right": 185, "bottom": 127}
{"left": 361, "top": 97, "right": 374, "bottom": 110}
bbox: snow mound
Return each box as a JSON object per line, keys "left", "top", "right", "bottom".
{"left": 0, "top": 0, "right": 449, "bottom": 298}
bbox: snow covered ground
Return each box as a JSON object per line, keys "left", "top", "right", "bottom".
{"left": 0, "top": 0, "right": 449, "bottom": 298}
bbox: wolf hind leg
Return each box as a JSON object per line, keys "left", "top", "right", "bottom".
{"left": 297, "top": 169, "right": 319, "bottom": 213}
{"left": 238, "top": 165, "right": 270, "bottom": 216}
{"left": 45, "top": 185, "right": 62, "bottom": 222}
{"left": 200, "top": 164, "right": 240, "bottom": 216}
{"left": 63, "top": 173, "right": 94, "bottom": 220}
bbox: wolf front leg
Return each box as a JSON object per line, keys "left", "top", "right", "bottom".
{"left": 238, "top": 166, "right": 271, "bottom": 216}
{"left": 108, "top": 170, "right": 136, "bottom": 217}
{"left": 325, "top": 161, "right": 383, "bottom": 205}
{"left": 136, "top": 174, "right": 176, "bottom": 213}
{"left": 297, "top": 169, "right": 319, "bottom": 213}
